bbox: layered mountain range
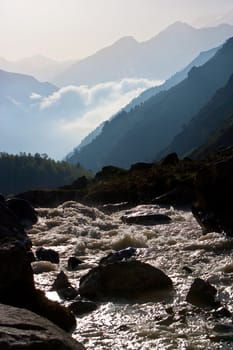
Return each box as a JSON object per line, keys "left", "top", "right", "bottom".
{"left": 1, "top": 21, "right": 233, "bottom": 167}
{"left": 54, "top": 22, "right": 233, "bottom": 86}
{"left": 0, "top": 55, "right": 73, "bottom": 82}
{"left": 67, "top": 36, "right": 233, "bottom": 171}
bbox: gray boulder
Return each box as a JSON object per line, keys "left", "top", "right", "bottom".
{"left": 79, "top": 260, "right": 172, "bottom": 300}
{"left": 0, "top": 303, "right": 85, "bottom": 350}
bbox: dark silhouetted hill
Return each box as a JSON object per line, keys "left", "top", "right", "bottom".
{"left": 159, "top": 73, "right": 233, "bottom": 159}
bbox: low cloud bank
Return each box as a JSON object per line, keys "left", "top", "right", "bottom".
{"left": 1, "top": 78, "right": 161, "bottom": 160}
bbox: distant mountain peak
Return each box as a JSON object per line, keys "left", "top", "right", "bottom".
{"left": 165, "top": 21, "right": 195, "bottom": 31}
{"left": 112, "top": 36, "right": 138, "bottom": 48}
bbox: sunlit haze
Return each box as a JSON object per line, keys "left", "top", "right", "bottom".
{"left": 1, "top": 0, "right": 233, "bottom": 60}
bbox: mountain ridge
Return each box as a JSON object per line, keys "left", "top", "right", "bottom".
{"left": 54, "top": 22, "right": 233, "bottom": 86}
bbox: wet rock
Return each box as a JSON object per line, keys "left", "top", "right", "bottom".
{"left": 182, "top": 266, "right": 193, "bottom": 274}
{"left": 52, "top": 271, "right": 78, "bottom": 300}
{"left": 99, "top": 247, "right": 137, "bottom": 265}
{"left": 192, "top": 155, "right": 233, "bottom": 236}
{"left": 0, "top": 303, "right": 85, "bottom": 350}
{"left": 157, "top": 315, "right": 174, "bottom": 326}
{"left": 186, "top": 278, "right": 220, "bottom": 308}
{"left": 58, "top": 287, "right": 78, "bottom": 301}
{"left": 121, "top": 212, "right": 171, "bottom": 225}
{"left": 67, "top": 256, "right": 84, "bottom": 271}
{"left": 79, "top": 260, "right": 172, "bottom": 300}
{"left": 68, "top": 300, "right": 98, "bottom": 316}
{"left": 52, "top": 271, "right": 71, "bottom": 290}
{"left": 36, "top": 247, "right": 60, "bottom": 264}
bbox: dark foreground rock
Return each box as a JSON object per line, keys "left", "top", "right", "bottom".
{"left": 79, "top": 260, "right": 172, "bottom": 300}
{"left": 6, "top": 197, "right": 38, "bottom": 229}
{"left": 0, "top": 197, "right": 76, "bottom": 332}
{"left": 0, "top": 303, "right": 85, "bottom": 350}
{"left": 192, "top": 154, "right": 233, "bottom": 235}
{"left": 186, "top": 278, "right": 220, "bottom": 308}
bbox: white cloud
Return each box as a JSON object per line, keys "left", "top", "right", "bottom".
{"left": 1, "top": 78, "right": 161, "bottom": 160}
{"left": 36, "top": 78, "right": 161, "bottom": 159}
{"left": 30, "top": 92, "right": 42, "bottom": 100}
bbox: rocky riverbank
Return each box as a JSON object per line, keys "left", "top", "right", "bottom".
{"left": 0, "top": 197, "right": 85, "bottom": 349}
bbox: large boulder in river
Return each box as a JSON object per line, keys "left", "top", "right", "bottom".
{"left": 192, "top": 153, "right": 233, "bottom": 235}
{"left": 0, "top": 303, "right": 85, "bottom": 349}
{"left": 79, "top": 261, "right": 172, "bottom": 300}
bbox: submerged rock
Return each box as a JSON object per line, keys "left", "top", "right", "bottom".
{"left": 0, "top": 303, "right": 85, "bottom": 350}
{"left": 186, "top": 278, "right": 220, "bottom": 308}
{"left": 79, "top": 260, "right": 172, "bottom": 300}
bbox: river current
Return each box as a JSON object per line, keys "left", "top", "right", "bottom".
{"left": 29, "top": 201, "right": 233, "bottom": 350}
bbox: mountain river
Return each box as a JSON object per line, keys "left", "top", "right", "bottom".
{"left": 29, "top": 201, "right": 233, "bottom": 350}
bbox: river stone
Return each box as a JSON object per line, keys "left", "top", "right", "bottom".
{"left": 36, "top": 247, "right": 60, "bottom": 264}
{"left": 0, "top": 303, "right": 85, "bottom": 350}
{"left": 121, "top": 213, "right": 171, "bottom": 225}
{"left": 52, "top": 271, "right": 78, "bottom": 300}
{"left": 186, "top": 278, "right": 220, "bottom": 308}
{"left": 79, "top": 260, "right": 172, "bottom": 300}
{"left": 67, "top": 256, "right": 84, "bottom": 270}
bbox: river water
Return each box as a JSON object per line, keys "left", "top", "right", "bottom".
{"left": 29, "top": 201, "right": 233, "bottom": 350}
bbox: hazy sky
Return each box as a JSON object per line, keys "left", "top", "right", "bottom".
{"left": 1, "top": 0, "right": 233, "bottom": 61}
